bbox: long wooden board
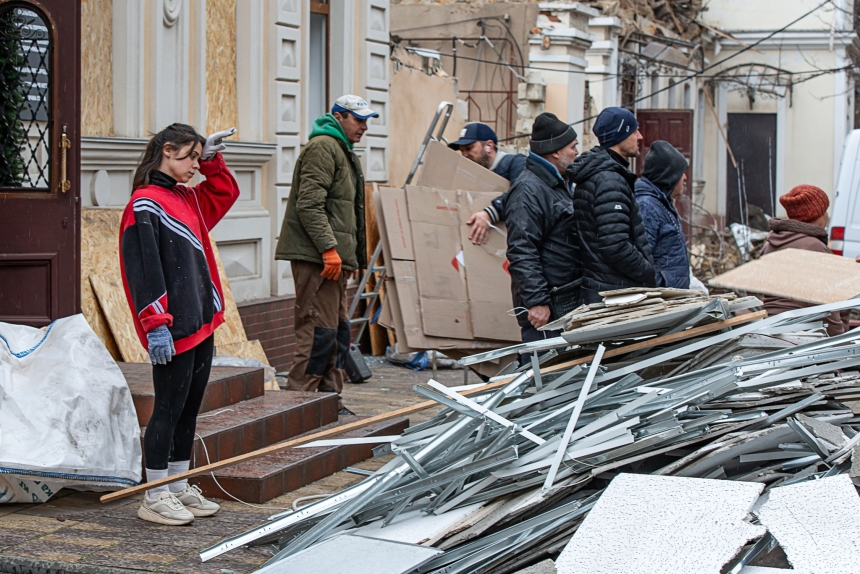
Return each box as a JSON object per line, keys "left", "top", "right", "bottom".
{"left": 100, "top": 311, "right": 765, "bottom": 502}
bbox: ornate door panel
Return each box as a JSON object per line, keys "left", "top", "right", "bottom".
{"left": 0, "top": 0, "right": 79, "bottom": 326}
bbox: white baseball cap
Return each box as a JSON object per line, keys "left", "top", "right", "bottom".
{"left": 332, "top": 95, "right": 380, "bottom": 119}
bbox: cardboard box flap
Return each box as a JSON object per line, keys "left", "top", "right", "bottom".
{"left": 417, "top": 141, "right": 510, "bottom": 193}
{"left": 405, "top": 185, "right": 461, "bottom": 227}
{"left": 378, "top": 187, "right": 414, "bottom": 260}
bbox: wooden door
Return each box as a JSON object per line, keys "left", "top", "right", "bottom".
{"left": 636, "top": 110, "right": 694, "bottom": 237}
{"left": 726, "top": 113, "right": 777, "bottom": 228}
{"left": 0, "top": 0, "right": 79, "bottom": 327}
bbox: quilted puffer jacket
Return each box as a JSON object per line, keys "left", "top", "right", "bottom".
{"left": 569, "top": 146, "right": 655, "bottom": 304}
{"left": 634, "top": 177, "right": 690, "bottom": 289}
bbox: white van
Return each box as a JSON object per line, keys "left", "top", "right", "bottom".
{"left": 829, "top": 129, "right": 860, "bottom": 257}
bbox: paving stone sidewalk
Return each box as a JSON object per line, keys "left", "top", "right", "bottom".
{"left": 0, "top": 363, "right": 476, "bottom": 574}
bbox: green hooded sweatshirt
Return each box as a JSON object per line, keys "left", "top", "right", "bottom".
{"left": 309, "top": 113, "right": 353, "bottom": 150}
{"left": 275, "top": 114, "right": 366, "bottom": 271}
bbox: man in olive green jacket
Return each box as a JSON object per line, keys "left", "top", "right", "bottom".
{"left": 275, "top": 95, "right": 374, "bottom": 414}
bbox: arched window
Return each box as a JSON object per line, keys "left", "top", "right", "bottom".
{"left": 0, "top": 5, "right": 51, "bottom": 191}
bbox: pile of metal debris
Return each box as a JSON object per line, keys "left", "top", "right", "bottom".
{"left": 200, "top": 294, "right": 860, "bottom": 574}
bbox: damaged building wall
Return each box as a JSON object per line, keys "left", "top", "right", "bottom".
{"left": 391, "top": 1, "right": 540, "bottom": 141}
{"left": 698, "top": 0, "right": 855, "bottom": 225}
{"left": 388, "top": 50, "right": 468, "bottom": 187}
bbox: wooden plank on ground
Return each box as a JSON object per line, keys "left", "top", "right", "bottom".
{"left": 709, "top": 248, "right": 860, "bottom": 305}
{"left": 100, "top": 311, "right": 765, "bottom": 503}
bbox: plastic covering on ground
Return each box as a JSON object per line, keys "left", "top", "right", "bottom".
{"left": 0, "top": 314, "right": 142, "bottom": 502}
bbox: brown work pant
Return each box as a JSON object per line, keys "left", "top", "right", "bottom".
{"left": 287, "top": 260, "right": 350, "bottom": 408}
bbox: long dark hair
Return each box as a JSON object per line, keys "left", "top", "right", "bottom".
{"left": 133, "top": 123, "right": 205, "bottom": 189}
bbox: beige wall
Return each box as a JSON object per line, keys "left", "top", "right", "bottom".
{"left": 81, "top": 0, "right": 113, "bottom": 137}
{"left": 700, "top": 0, "right": 841, "bottom": 31}
{"left": 388, "top": 61, "right": 468, "bottom": 188}
{"left": 699, "top": 46, "right": 845, "bottom": 218}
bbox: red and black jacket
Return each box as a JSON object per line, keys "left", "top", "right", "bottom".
{"left": 119, "top": 153, "right": 240, "bottom": 355}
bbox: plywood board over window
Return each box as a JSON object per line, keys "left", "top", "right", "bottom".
{"left": 81, "top": 0, "right": 113, "bottom": 136}
{"left": 206, "top": 0, "right": 238, "bottom": 137}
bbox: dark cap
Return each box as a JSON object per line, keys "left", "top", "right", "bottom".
{"left": 529, "top": 113, "right": 577, "bottom": 155}
{"left": 593, "top": 107, "right": 639, "bottom": 148}
{"left": 448, "top": 123, "right": 498, "bottom": 150}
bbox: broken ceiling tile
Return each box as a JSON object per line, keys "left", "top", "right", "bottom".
{"left": 795, "top": 413, "right": 847, "bottom": 451}
{"left": 757, "top": 475, "right": 860, "bottom": 574}
{"left": 351, "top": 502, "right": 484, "bottom": 546}
{"left": 253, "top": 533, "right": 442, "bottom": 574}
{"left": 555, "top": 474, "right": 765, "bottom": 574}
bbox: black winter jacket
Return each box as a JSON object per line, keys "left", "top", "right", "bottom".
{"left": 634, "top": 177, "right": 690, "bottom": 289}
{"left": 569, "top": 147, "right": 655, "bottom": 304}
{"left": 484, "top": 152, "right": 527, "bottom": 224}
{"left": 506, "top": 154, "right": 581, "bottom": 313}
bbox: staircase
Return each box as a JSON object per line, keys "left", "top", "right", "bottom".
{"left": 121, "top": 363, "right": 408, "bottom": 503}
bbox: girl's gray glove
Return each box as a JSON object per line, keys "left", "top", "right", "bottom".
{"left": 201, "top": 128, "right": 236, "bottom": 161}
{"left": 147, "top": 325, "right": 175, "bottom": 365}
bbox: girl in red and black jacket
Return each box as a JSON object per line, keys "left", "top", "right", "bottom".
{"left": 120, "top": 123, "right": 238, "bottom": 526}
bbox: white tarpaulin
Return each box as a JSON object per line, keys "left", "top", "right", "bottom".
{"left": 0, "top": 314, "right": 142, "bottom": 502}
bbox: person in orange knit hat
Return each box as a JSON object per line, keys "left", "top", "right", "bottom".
{"left": 759, "top": 184, "right": 848, "bottom": 335}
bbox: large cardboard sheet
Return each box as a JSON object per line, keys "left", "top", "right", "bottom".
{"left": 406, "top": 185, "right": 471, "bottom": 340}
{"left": 417, "top": 141, "right": 509, "bottom": 194}
{"left": 375, "top": 191, "right": 501, "bottom": 354}
{"left": 709, "top": 248, "right": 860, "bottom": 304}
{"left": 458, "top": 190, "right": 520, "bottom": 342}
{"left": 378, "top": 187, "right": 414, "bottom": 260}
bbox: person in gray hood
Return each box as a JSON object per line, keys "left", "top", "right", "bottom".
{"left": 634, "top": 140, "right": 690, "bottom": 289}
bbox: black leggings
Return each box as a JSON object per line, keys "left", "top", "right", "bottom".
{"left": 144, "top": 335, "right": 214, "bottom": 470}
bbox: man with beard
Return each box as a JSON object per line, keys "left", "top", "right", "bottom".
{"left": 449, "top": 123, "right": 527, "bottom": 244}
{"left": 569, "top": 107, "right": 655, "bottom": 304}
{"left": 505, "top": 113, "right": 581, "bottom": 352}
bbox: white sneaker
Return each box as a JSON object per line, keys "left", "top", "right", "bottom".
{"left": 174, "top": 484, "right": 220, "bottom": 517}
{"left": 138, "top": 491, "right": 194, "bottom": 525}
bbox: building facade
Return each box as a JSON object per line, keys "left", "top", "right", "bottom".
{"left": 80, "top": 0, "right": 392, "bottom": 304}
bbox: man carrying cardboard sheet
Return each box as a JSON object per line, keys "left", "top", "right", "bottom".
{"left": 449, "top": 123, "right": 527, "bottom": 245}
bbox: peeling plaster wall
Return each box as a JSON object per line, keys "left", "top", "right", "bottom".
{"left": 81, "top": 0, "right": 114, "bottom": 137}
{"left": 206, "top": 0, "right": 238, "bottom": 137}
{"left": 391, "top": 1, "right": 539, "bottom": 140}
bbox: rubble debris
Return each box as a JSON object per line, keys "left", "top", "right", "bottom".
{"left": 756, "top": 475, "right": 860, "bottom": 574}
{"left": 201, "top": 297, "right": 860, "bottom": 573}
{"left": 555, "top": 474, "right": 765, "bottom": 574}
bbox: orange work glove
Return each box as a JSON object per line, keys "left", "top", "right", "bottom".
{"left": 321, "top": 248, "right": 342, "bottom": 281}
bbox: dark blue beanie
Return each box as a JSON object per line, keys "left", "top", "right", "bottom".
{"left": 593, "top": 107, "right": 639, "bottom": 148}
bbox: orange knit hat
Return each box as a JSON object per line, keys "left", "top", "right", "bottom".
{"left": 779, "top": 185, "right": 829, "bottom": 223}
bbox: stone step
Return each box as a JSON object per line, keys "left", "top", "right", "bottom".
{"left": 120, "top": 363, "right": 265, "bottom": 428}
{"left": 139, "top": 391, "right": 341, "bottom": 468}
{"left": 192, "top": 416, "right": 410, "bottom": 503}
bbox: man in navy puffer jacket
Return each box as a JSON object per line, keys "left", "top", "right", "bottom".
{"left": 634, "top": 140, "right": 690, "bottom": 289}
